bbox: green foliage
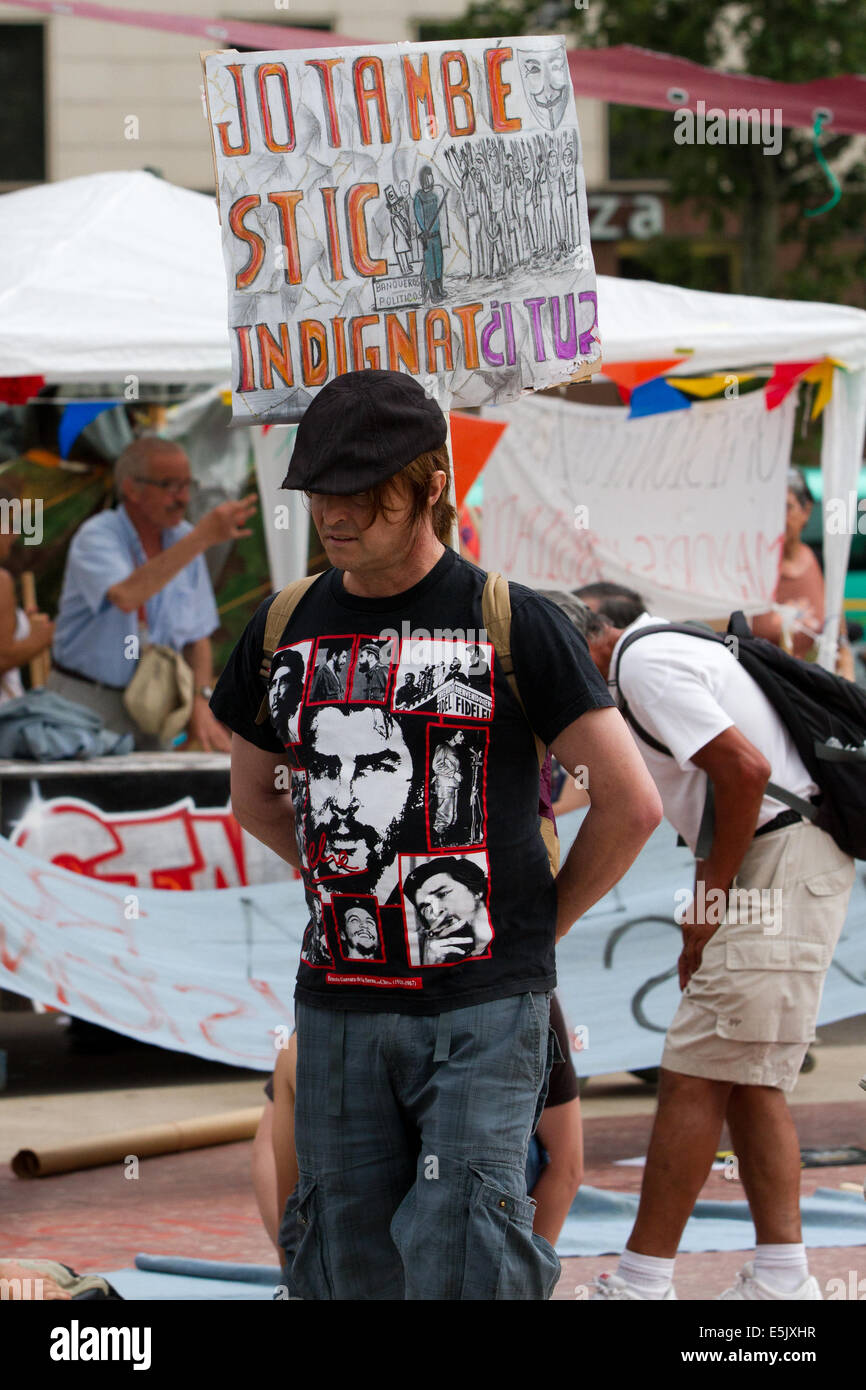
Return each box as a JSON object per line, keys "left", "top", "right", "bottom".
{"left": 436, "top": 0, "right": 866, "bottom": 300}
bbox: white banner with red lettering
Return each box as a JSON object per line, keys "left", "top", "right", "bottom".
{"left": 2, "top": 816, "right": 865, "bottom": 1075}
{"left": 481, "top": 389, "right": 797, "bottom": 619}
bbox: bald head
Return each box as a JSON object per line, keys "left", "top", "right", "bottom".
{"left": 114, "top": 437, "right": 188, "bottom": 492}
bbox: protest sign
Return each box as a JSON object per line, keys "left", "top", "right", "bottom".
{"left": 203, "top": 37, "right": 600, "bottom": 421}
{"left": 481, "top": 389, "right": 797, "bottom": 618}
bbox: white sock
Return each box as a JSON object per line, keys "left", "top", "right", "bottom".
{"left": 617, "top": 1248, "right": 676, "bottom": 1297}
{"left": 754, "top": 1243, "right": 810, "bottom": 1291}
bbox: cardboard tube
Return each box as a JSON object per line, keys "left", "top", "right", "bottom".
{"left": 11, "top": 1105, "right": 264, "bottom": 1178}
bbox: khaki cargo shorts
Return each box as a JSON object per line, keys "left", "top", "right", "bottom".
{"left": 662, "top": 821, "right": 855, "bottom": 1092}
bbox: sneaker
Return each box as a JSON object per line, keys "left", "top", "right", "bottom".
{"left": 717, "top": 1263, "right": 822, "bottom": 1301}
{"left": 590, "top": 1271, "right": 677, "bottom": 1300}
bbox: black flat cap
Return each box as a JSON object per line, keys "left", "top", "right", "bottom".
{"left": 282, "top": 370, "right": 448, "bottom": 494}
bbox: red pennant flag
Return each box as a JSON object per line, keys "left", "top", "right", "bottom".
{"left": 449, "top": 412, "right": 507, "bottom": 507}
{"left": 764, "top": 361, "right": 818, "bottom": 411}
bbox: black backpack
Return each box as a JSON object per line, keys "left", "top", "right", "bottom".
{"left": 614, "top": 612, "right": 866, "bottom": 861}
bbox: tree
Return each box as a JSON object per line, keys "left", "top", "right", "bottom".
{"left": 423, "top": 0, "right": 866, "bottom": 300}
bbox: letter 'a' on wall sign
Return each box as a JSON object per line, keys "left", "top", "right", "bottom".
{"left": 202, "top": 37, "right": 601, "bottom": 422}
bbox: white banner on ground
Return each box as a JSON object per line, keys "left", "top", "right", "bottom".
{"left": 481, "top": 389, "right": 797, "bottom": 619}
{"left": 204, "top": 36, "right": 600, "bottom": 421}
{"left": 1, "top": 819, "right": 863, "bottom": 1075}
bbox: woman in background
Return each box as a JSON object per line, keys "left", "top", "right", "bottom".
{"left": 752, "top": 469, "right": 825, "bottom": 661}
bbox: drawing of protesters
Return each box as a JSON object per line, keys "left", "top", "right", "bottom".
{"left": 518, "top": 141, "right": 538, "bottom": 257}
{"left": 385, "top": 184, "right": 413, "bottom": 274}
{"left": 546, "top": 140, "right": 567, "bottom": 258}
{"left": 398, "top": 179, "right": 419, "bottom": 262}
{"left": 532, "top": 135, "right": 550, "bottom": 258}
{"left": 561, "top": 130, "right": 581, "bottom": 250}
{"left": 413, "top": 166, "right": 445, "bottom": 302}
{"left": 483, "top": 140, "right": 509, "bottom": 276}
{"left": 444, "top": 145, "right": 483, "bottom": 280}
{"left": 469, "top": 149, "right": 491, "bottom": 278}
{"left": 503, "top": 151, "right": 524, "bottom": 268}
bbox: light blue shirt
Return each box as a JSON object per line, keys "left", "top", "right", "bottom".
{"left": 53, "top": 505, "right": 219, "bottom": 688}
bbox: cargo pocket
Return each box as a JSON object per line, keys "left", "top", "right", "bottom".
{"left": 291, "top": 1174, "right": 334, "bottom": 1300}
{"left": 461, "top": 1165, "right": 558, "bottom": 1300}
{"left": 803, "top": 864, "right": 856, "bottom": 900}
{"left": 716, "top": 937, "right": 830, "bottom": 1043}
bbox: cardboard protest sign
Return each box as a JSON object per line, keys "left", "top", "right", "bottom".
{"left": 203, "top": 38, "right": 601, "bottom": 422}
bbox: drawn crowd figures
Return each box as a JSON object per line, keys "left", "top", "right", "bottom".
{"left": 442, "top": 130, "right": 582, "bottom": 285}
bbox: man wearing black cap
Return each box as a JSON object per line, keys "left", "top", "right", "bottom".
{"left": 211, "top": 369, "right": 662, "bottom": 1300}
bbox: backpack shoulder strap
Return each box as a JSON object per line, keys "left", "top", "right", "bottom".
{"left": 482, "top": 571, "right": 545, "bottom": 771}
{"left": 254, "top": 574, "right": 319, "bottom": 725}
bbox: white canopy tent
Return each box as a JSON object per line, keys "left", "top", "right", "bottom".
{"left": 0, "top": 171, "right": 864, "bottom": 657}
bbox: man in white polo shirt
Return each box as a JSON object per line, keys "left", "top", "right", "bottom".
{"left": 579, "top": 607, "right": 855, "bottom": 1302}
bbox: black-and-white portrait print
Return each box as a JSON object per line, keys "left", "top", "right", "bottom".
{"left": 269, "top": 640, "right": 312, "bottom": 745}
{"left": 308, "top": 637, "right": 354, "bottom": 704}
{"left": 300, "top": 891, "right": 334, "bottom": 968}
{"left": 426, "top": 725, "right": 487, "bottom": 849}
{"left": 290, "top": 769, "right": 309, "bottom": 871}
{"left": 301, "top": 703, "right": 422, "bottom": 902}
{"left": 400, "top": 851, "right": 494, "bottom": 967}
{"left": 393, "top": 638, "right": 493, "bottom": 720}
{"left": 332, "top": 895, "right": 386, "bottom": 963}
{"left": 349, "top": 636, "right": 392, "bottom": 705}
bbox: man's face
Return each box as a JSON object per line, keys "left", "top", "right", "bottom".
{"left": 310, "top": 476, "right": 438, "bottom": 581}
{"left": 124, "top": 447, "right": 194, "bottom": 530}
{"left": 270, "top": 665, "right": 291, "bottom": 716}
{"left": 305, "top": 706, "right": 413, "bottom": 882}
{"left": 344, "top": 907, "right": 378, "bottom": 955}
{"left": 415, "top": 872, "right": 479, "bottom": 936}
{"left": 421, "top": 168, "right": 433, "bottom": 190}
{"left": 358, "top": 647, "right": 378, "bottom": 673}
{"left": 518, "top": 47, "right": 570, "bottom": 130}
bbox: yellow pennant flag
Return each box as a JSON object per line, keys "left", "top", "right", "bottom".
{"left": 665, "top": 373, "right": 757, "bottom": 398}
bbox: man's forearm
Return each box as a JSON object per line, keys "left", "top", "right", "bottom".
{"left": 106, "top": 526, "right": 208, "bottom": 613}
{"left": 184, "top": 637, "right": 213, "bottom": 691}
{"left": 696, "top": 776, "right": 766, "bottom": 899}
{"left": 554, "top": 802, "right": 656, "bottom": 941}
{"left": 234, "top": 800, "right": 300, "bottom": 870}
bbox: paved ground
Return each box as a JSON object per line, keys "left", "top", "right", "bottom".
{"left": 1, "top": 1007, "right": 864, "bottom": 1300}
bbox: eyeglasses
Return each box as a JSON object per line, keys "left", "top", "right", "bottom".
{"left": 134, "top": 476, "right": 198, "bottom": 494}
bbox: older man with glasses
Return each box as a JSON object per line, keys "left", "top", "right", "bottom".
{"left": 49, "top": 436, "right": 256, "bottom": 749}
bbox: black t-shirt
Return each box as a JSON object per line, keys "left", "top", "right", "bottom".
{"left": 211, "top": 547, "right": 612, "bottom": 1015}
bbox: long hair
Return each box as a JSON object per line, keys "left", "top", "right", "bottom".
{"left": 334, "top": 446, "right": 457, "bottom": 544}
